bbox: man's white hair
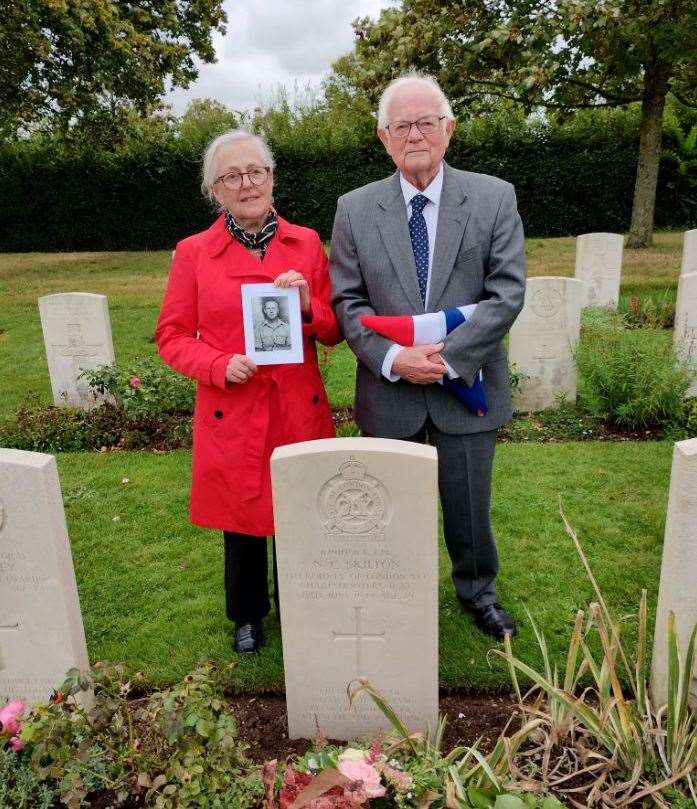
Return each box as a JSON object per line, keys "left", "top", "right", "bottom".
{"left": 377, "top": 72, "right": 455, "bottom": 129}
{"left": 201, "top": 130, "right": 275, "bottom": 202}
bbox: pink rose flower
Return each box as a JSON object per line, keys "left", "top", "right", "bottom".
{"left": 337, "top": 759, "right": 386, "bottom": 798}
{"left": 0, "top": 699, "right": 25, "bottom": 736}
{"left": 9, "top": 736, "right": 24, "bottom": 751}
{"left": 129, "top": 376, "right": 142, "bottom": 388}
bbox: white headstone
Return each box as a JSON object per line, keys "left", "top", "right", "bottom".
{"left": 674, "top": 273, "right": 697, "bottom": 397}
{"left": 38, "top": 293, "right": 115, "bottom": 409}
{"left": 651, "top": 439, "right": 697, "bottom": 709}
{"left": 574, "top": 232, "right": 624, "bottom": 308}
{"left": 681, "top": 229, "right": 697, "bottom": 275}
{"left": 271, "top": 438, "right": 439, "bottom": 741}
{"left": 0, "top": 449, "right": 90, "bottom": 706}
{"left": 508, "top": 276, "right": 583, "bottom": 412}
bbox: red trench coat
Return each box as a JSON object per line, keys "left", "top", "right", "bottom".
{"left": 156, "top": 215, "right": 342, "bottom": 535}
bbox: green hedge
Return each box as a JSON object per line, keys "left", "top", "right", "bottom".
{"left": 0, "top": 127, "right": 694, "bottom": 251}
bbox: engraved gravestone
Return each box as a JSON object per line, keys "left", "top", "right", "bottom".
{"left": 674, "top": 272, "right": 697, "bottom": 397}
{"left": 681, "top": 229, "right": 697, "bottom": 275}
{"left": 0, "top": 449, "right": 90, "bottom": 706}
{"left": 509, "top": 276, "right": 583, "bottom": 412}
{"left": 271, "top": 438, "right": 439, "bottom": 740}
{"left": 574, "top": 232, "right": 624, "bottom": 308}
{"left": 651, "top": 438, "right": 697, "bottom": 709}
{"left": 38, "top": 293, "right": 115, "bottom": 409}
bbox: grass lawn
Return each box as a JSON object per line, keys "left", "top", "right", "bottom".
{"left": 56, "top": 440, "right": 671, "bottom": 693}
{"left": 0, "top": 231, "right": 685, "bottom": 420}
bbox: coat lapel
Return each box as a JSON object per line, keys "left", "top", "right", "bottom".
{"left": 427, "top": 164, "right": 471, "bottom": 310}
{"left": 376, "top": 172, "right": 425, "bottom": 314}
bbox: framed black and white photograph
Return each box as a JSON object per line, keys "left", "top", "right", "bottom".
{"left": 241, "top": 283, "right": 304, "bottom": 365}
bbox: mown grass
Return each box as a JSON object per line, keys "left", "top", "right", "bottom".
{"left": 56, "top": 440, "right": 671, "bottom": 692}
{"left": 0, "top": 231, "right": 685, "bottom": 419}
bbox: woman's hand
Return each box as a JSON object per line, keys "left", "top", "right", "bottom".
{"left": 274, "top": 270, "right": 311, "bottom": 317}
{"left": 226, "top": 354, "right": 257, "bottom": 384}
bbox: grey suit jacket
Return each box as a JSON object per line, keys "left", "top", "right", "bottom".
{"left": 329, "top": 162, "right": 526, "bottom": 437}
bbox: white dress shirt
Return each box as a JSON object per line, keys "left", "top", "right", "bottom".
{"left": 381, "top": 164, "right": 459, "bottom": 381}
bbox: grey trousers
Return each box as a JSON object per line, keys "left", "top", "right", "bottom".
{"left": 366, "top": 418, "right": 499, "bottom": 608}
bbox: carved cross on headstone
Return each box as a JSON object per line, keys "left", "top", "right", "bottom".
{"left": 52, "top": 323, "right": 101, "bottom": 397}
{"left": 0, "top": 617, "right": 20, "bottom": 672}
{"left": 332, "top": 606, "right": 385, "bottom": 678}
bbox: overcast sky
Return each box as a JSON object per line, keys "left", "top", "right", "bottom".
{"left": 166, "top": 0, "right": 395, "bottom": 115}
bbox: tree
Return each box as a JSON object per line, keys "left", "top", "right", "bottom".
{"left": 178, "top": 99, "right": 238, "bottom": 149}
{"left": 340, "top": 0, "right": 697, "bottom": 246}
{"left": 0, "top": 0, "right": 226, "bottom": 139}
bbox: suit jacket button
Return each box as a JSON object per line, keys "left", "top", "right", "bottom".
{"left": 214, "top": 409, "right": 224, "bottom": 419}
{"left": 312, "top": 395, "right": 320, "bottom": 405}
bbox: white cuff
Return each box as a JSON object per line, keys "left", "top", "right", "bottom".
{"left": 381, "top": 343, "right": 402, "bottom": 382}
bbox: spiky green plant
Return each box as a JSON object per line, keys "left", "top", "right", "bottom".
{"left": 496, "top": 506, "right": 697, "bottom": 807}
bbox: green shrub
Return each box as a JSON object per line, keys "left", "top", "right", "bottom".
{"left": 0, "top": 747, "right": 57, "bottom": 809}
{"left": 619, "top": 290, "right": 676, "bottom": 330}
{"left": 0, "top": 358, "right": 196, "bottom": 453}
{"left": 14, "top": 662, "right": 263, "bottom": 809}
{"left": 81, "top": 358, "right": 195, "bottom": 419}
{"left": 1, "top": 104, "right": 695, "bottom": 250}
{"left": 575, "top": 313, "right": 693, "bottom": 430}
{"left": 0, "top": 400, "right": 192, "bottom": 453}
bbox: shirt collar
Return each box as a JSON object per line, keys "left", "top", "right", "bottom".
{"left": 399, "top": 163, "right": 444, "bottom": 210}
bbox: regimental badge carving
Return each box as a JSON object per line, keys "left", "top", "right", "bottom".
{"left": 531, "top": 288, "right": 563, "bottom": 319}
{"left": 317, "top": 457, "right": 391, "bottom": 540}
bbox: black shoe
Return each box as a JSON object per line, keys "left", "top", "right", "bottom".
{"left": 472, "top": 603, "right": 517, "bottom": 641}
{"left": 234, "top": 622, "right": 263, "bottom": 654}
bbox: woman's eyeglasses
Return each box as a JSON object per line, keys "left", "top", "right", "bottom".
{"left": 214, "top": 166, "right": 271, "bottom": 190}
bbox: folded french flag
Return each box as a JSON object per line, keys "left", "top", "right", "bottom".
{"left": 360, "top": 304, "right": 488, "bottom": 417}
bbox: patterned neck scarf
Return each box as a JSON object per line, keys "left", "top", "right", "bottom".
{"left": 224, "top": 208, "right": 278, "bottom": 259}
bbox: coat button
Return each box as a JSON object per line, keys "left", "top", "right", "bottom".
{"left": 214, "top": 409, "right": 223, "bottom": 419}
{"left": 312, "top": 395, "right": 320, "bottom": 405}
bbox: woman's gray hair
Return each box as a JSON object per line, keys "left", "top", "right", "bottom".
{"left": 201, "top": 129, "right": 275, "bottom": 202}
{"left": 377, "top": 72, "right": 454, "bottom": 129}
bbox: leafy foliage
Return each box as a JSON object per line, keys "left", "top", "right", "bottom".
{"left": 620, "top": 290, "right": 676, "bottom": 330}
{"left": 0, "top": 746, "right": 57, "bottom": 809}
{"left": 0, "top": 400, "right": 192, "bottom": 453}
{"left": 662, "top": 122, "right": 697, "bottom": 222}
{"left": 336, "top": 0, "right": 697, "bottom": 245}
{"left": 13, "top": 662, "right": 263, "bottom": 809}
{"left": 1, "top": 108, "right": 696, "bottom": 251}
{"left": 575, "top": 310, "right": 694, "bottom": 430}
{"left": 342, "top": 0, "right": 697, "bottom": 112}
{"left": 0, "top": 0, "right": 227, "bottom": 138}
{"left": 177, "top": 99, "right": 239, "bottom": 152}
{"left": 80, "top": 359, "right": 195, "bottom": 421}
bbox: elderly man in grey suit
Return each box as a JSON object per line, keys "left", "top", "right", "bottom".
{"left": 329, "top": 73, "right": 526, "bottom": 640}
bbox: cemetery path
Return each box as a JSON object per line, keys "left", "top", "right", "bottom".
{"left": 229, "top": 691, "right": 518, "bottom": 763}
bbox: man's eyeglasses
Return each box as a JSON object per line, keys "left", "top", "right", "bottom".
{"left": 385, "top": 115, "right": 447, "bottom": 139}
{"left": 214, "top": 166, "right": 271, "bottom": 190}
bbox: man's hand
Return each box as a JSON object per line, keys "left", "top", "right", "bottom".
{"left": 392, "top": 343, "right": 446, "bottom": 384}
{"left": 225, "top": 354, "right": 257, "bottom": 384}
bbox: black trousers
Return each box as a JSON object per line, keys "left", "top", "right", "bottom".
{"left": 223, "top": 532, "right": 279, "bottom": 623}
{"left": 366, "top": 418, "right": 499, "bottom": 608}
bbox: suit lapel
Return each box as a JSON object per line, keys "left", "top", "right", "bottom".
{"left": 376, "top": 172, "right": 425, "bottom": 313}
{"left": 428, "top": 164, "right": 471, "bottom": 310}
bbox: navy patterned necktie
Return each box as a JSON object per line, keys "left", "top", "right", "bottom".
{"left": 408, "top": 194, "right": 429, "bottom": 304}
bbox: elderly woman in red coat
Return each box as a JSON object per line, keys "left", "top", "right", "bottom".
{"left": 156, "top": 130, "right": 342, "bottom": 654}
